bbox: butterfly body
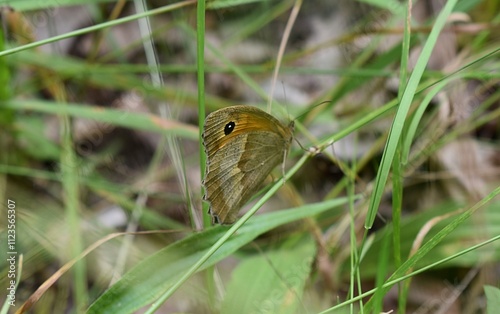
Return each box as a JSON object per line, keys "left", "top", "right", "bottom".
{"left": 202, "top": 105, "right": 293, "bottom": 224}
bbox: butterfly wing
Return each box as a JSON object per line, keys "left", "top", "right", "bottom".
{"left": 203, "top": 106, "right": 293, "bottom": 224}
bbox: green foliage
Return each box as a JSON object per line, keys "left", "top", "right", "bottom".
{"left": 221, "top": 237, "right": 316, "bottom": 314}
{"left": 88, "top": 199, "right": 347, "bottom": 313}
{"left": 485, "top": 285, "right": 500, "bottom": 314}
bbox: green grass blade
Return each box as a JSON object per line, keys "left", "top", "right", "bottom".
{"left": 401, "top": 79, "right": 450, "bottom": 164}
{"left": 9, "top": 0, "right": 118, "bottom": 11}
{"left": 207, "top": 0, "right": 270, "bottom": 9}
{"left": 372, "top": 230, "right": 390, "bottom": 313}
{"left": 59, "top": 99, "right": 88, "bottom": 310}
{"left": 4, "top": 100, "right": 198, "bottom": 140}
{"left": 365, "top": 0, "right": 459, "bottom": 228}
{"left": 197, "top": 0, "right": 210, "bottom": 227}
{"left": 0, "top": 2, "right": 196, "bottom": 57}
{"left": 393, "top": 2, "right": 411, "bottom": 311}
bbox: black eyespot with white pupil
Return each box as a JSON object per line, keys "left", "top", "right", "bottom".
{"left": 224, "top": 121, "right": 235, "bottom": 135}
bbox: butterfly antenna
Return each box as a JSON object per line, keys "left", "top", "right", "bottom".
{"left": 293, "top": 100, "right": 333, "bottom": 122}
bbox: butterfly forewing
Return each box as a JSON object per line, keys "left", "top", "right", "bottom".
{"left": 202, "top": 106, "right": 293, "bottom": 224}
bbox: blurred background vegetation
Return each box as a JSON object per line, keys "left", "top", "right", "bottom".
{"left": 0, "top": 0, "right": 499, "bottom": 313}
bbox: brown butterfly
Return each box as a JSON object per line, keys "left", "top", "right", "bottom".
{"left": 202, "top": 105, "right": 294, "bottom": 224}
